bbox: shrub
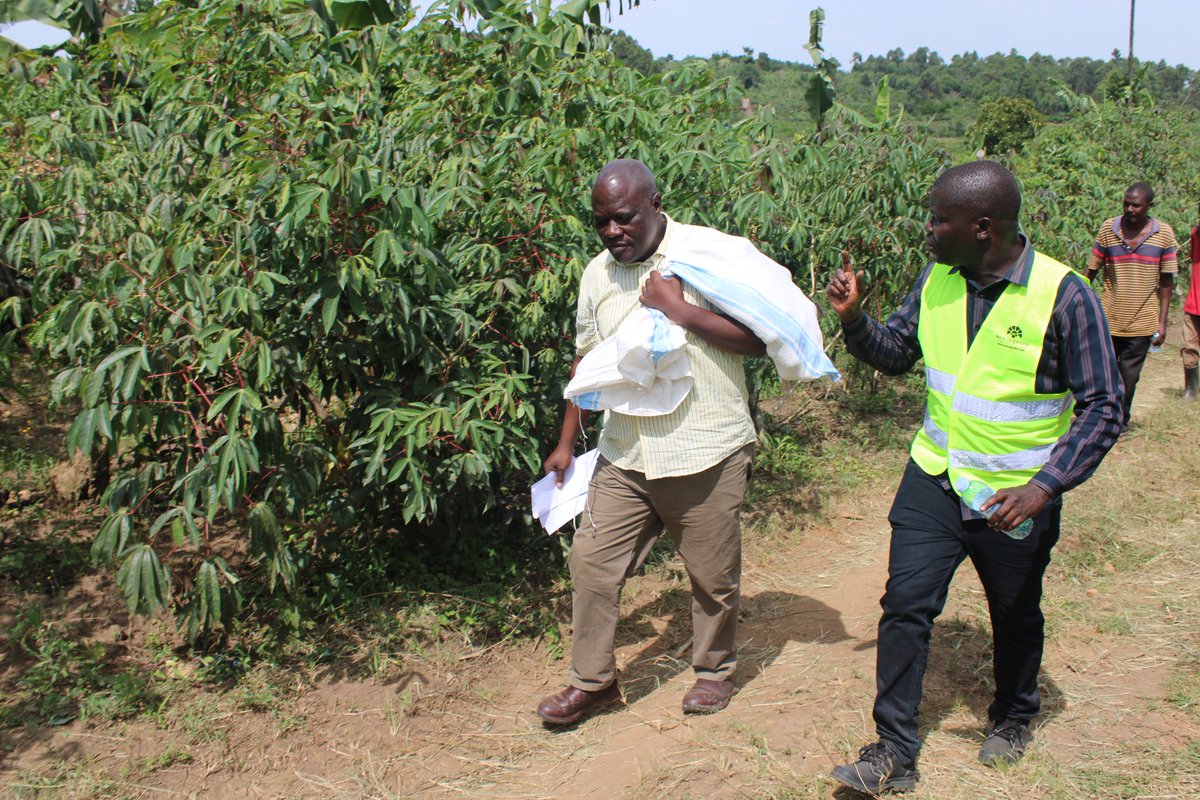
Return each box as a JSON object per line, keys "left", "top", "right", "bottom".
{"left": 969, "top": 96, "right": 1043, "bottom": 155}
{"left": 0, "top": 0, "right": 944, "bottom": 640}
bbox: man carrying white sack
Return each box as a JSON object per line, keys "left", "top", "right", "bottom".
{"left": 536, "top": 159, "right": 835, "bottom": 725}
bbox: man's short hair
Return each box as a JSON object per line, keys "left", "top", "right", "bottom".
{"left": 1126, "top": 181, "right": 1155, "bottom": 203}
{"left": 931, "top": 161, "right": 1021, "bottom": 222}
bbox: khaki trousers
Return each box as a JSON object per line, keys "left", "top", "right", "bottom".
{"left": 1182, "top": 312, "right": 1200, "bottom": 370}
{"left": 567, "top": 443, "right": 754, "bottom": 691}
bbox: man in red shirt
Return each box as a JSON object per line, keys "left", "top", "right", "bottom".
{"left": 1184, "top": 213, "right": 1200, "bottom": 401}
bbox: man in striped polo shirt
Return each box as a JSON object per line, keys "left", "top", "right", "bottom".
{"left": 1086, "top": 182, "right": 1179, "bottom": 430}
{"left": 536, "top": 160, "right": 765, "bottom": 726}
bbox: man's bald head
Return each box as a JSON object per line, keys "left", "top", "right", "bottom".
{"left": 591, "top": 159, "right": 666, "bottom": 263}
{"left": 930, "top": 161, "right": 1022, "bottom": 223}
{"left": 925, "top": 161, "right": 1026, "bottom": 270}
{"left": 593, "top": 159, "right": 659, "bottom": 202}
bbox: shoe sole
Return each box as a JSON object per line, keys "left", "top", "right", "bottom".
{"left": 978, "top": 751, "right": 1025, "bottom": 767}
{"left": 979, "top": 724, "right": 1030, "bottom": 767}
{"left": 682, "top": 685, "right": 737, "bottom": 714}
{"left": 830, "top": 765, "right": 918, "bottom": 794}
{"left": 536, "top": 695, "right": 620, "bottom": 726}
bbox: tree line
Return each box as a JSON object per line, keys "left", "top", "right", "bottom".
{"left": 612, "top": 32, "right": 1199, "bottom": 141}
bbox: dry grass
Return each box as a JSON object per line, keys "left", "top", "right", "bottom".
{"left": 4, "top": 353, "right": 1199, "bottom": 799}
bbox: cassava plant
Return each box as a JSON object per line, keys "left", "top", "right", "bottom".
{"left": 0, "top": 0, "right": 943, "bottom": 642}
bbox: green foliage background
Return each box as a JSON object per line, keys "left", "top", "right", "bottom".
{"left": 969, "top": 96, "right": 1042, "bottom": 155}
{"left": 0, "top": 0, "right": 944, "bottom": 640}
{"left": 0, "top": 0, "right": 1196, "bottom": 644}
{"left": 1019, "top": 97, "right": 1200, "bottom": 269}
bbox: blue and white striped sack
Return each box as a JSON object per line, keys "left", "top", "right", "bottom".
{"left": 564, "top": 223, "right": 839, "bottom": 416}
{"left": 565, "top": 305, "right": 694, "bottom": 417}
{"left": 664, "top": 223, "right": 839, "bottom": 383}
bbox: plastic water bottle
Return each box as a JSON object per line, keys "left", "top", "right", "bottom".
{"left": 954, "top": 477, "right": 1033, "bottom": 540}
{"left": 1149, "top": 334, "right": 1162, "bottom": 354}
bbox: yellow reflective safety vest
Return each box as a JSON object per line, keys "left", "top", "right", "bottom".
{"left": 910, "top": 252, "right": 1075, "bottom": 491}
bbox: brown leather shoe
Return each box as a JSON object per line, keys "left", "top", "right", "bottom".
{"left": 536, "top": 683, "right": 621, "bottom": 725}
{"left": 681, "top": 678, "right": 736, "bottom": 714}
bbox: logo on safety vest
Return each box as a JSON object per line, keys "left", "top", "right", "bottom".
{"left": 994, "top": 324, "right": 1029, "bottom": 351}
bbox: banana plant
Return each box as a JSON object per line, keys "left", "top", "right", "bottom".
{"left": 802, "top": 7, "right": 835, "bottom": 132}
{"left": 305, "top": 0, "right": 405, "bottom": 30}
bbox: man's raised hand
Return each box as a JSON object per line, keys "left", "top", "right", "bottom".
{"left": 826, "top": 250, "right": 865, "bottom": 324}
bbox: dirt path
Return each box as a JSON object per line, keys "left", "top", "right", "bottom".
{"left": 3, "top": 337, "right": 1199, "bottom": 799}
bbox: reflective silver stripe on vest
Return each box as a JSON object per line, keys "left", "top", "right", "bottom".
{"left": 952, "top": 392, "right": 1072, "bottom": 423}
{"left": 923, "top": 411, "right": 949, "bottom": 450}
{"left": 949, "top": 442, "right": 1057, "bottom": 472}
{"left": 925, "top": 366, "right": 955, "bottom": 395}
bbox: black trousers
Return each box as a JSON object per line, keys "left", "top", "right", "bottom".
{"left": 1112, "top": 334, "right": 1152, "bottom": 427}
{"left": 872, "top": 460, "right": 1061, "bottom": 766}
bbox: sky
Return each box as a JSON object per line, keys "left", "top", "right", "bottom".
{"left": 602, "top": 0, "right": 1200, "bottom": 70}
{"left": 0, "top": 20, "right": 71, "bottom": 50}
{"left": 4, "top": 1, "right": 1197, "bottom": 70}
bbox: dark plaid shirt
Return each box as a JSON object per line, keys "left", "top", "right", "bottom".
{"left": 843, "top": 237, "right": 1123, "bottom": 516}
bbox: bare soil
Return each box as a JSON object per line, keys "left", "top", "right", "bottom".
{"left": 1, "top": 335, "right": 1198, "bottom": 799}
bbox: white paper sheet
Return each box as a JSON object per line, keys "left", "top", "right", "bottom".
{"left": 530, "top": 449, "right": 600, "bottom": 534}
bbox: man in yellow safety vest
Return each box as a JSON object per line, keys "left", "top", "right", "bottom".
{"left": 826, "top": 161, "right": 1123, "bottom": 794}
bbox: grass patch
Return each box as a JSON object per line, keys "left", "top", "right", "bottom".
{"left": 0, "top": 523, "right": 91, "bottom": 595}
{"left": 0, "top": 445, "right": 56, "bottom": 492}
{"left": 0, "top": 605, "right": 160, "bottom": 729}
{"left": 137, "top": 745, "right": 194, "bottom": 773}
{"left": 4, "top": 765, "right": 126, "bottom": 800}
{"left": 1165, "top": 659, "right": 1200, "bottom": 715}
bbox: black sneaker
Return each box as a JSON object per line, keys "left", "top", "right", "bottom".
{"left": 978, "top": 719, "right": 1031, "bottom": 766}
{"left": 831, "top": 740, "right": 918, "bottom": 794}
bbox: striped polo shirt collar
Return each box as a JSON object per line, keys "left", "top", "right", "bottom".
{"left": 1110, "top": 216, "right": 1160, "bottom": 244}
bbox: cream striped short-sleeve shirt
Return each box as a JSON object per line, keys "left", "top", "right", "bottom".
{"left": 574, "top": 217, "right": 757, "bottom": 479}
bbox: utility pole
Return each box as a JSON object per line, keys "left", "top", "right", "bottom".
{"left": 1126, "top": 0, "right": 1136, "bottom": 106}
{"left": 1127, "top": 0, "right": 1135, "bottom": 83}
